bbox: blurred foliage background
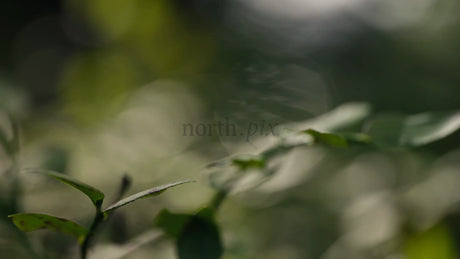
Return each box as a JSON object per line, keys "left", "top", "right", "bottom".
{"left": 1, "top": 0, "right": 460, "bottom": 258}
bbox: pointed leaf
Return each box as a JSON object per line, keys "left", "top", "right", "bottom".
{"left": 103, "top": 180, "right": 194, "bottom": 215}
{"left": 9, "top": 213, "right": 88, "bottom": 244}
{"left": 303, "top": 129, "right": 348, "bottom": 148}
{"left": 27, "top": 169, "right": 105, "bottom": 208}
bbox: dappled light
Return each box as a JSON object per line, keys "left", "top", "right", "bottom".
{"left": 1, "top": 0, "right": 460, "bottom": 258}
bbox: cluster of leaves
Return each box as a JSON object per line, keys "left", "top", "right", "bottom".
{"left": 4, "top": 103, "right": 460, "bottom": 259}
{"left": 197, "top": 103, "right": 460, "bottom": 258}
{"left": 8, "top": 170, "right": 193, "bottom": 259}
{"left": 0, "top": 109, "right": 223, "bottom": 259}
{"left": 205, "top": 103, "right": 460, "bottom": 193}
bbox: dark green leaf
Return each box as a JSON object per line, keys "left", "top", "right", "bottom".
{"left": 26, "top": 169, "right": 105, "bottom": 209}
{"left": 9, "top": 213, "right": 88, "bottom": 244}
{"left": 103, "top": 180, "right": 194, "bottom": 216}
{"left": 303, "top": 129, "right": 348, "bottom": 148}
{"left": 177, "top": 210, "right": 222, "bottom": 259}
{"left": 154, "top": 209, "right": 192, "bottom": 238}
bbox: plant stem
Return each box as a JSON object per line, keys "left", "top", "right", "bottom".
{"left": 210, "top": 190, "right": 228, "bottom": 211}
{"left": 80, "top": 208, "right": 104, "bottom": 259}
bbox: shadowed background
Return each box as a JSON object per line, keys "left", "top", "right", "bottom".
{"left": 1, "top": 0, "right": 460, "bottom": 258}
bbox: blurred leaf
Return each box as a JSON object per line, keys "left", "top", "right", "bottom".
{"left": 27, "top": 169, "right": 105, "bottom": 209}
{"left": 0, "top": 112, "right": 19, "bottom": 156}
{"left": 341, "top": 132, "right": 372, "bottom": 144}
{"left": 366, "top": 115, "right": 404, "bottom": 147}
{"left": 177, "top": 209, "right": 223, "bottom": 259}
{"left": 8, "top": 112, "right": 19, "bottom": 155}
{"left": 103, "top": 180, "right": 194, "bottom": 215}
{"left": 154, "top": 209, "right": 191, "bottom": 238}
{"left": 9, "top": 213, "right": 88, "bottom": 244}
{"left": 405, "top": 224, "right": 457, "bottom": 259}
{"left": 367, "top": 111, "right": 460, "bottom": 147}
{"left": 232, "top": 156, "right": 266, "bottom": 170}
{"left": 155, "top": 208, "right": 222, "bottom": 259}
{"left": 283, "top": 102, "right": 371, "bottom": 132}
{"left": 400, "top": 111, "right": 460, "bottom": 146}
{"left": 303, "top": 129, "right": 348, "bottom": 148}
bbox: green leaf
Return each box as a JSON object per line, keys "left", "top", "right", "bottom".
{"left": 232, "top": 155, "right": 266, "bottom": 170}
{"left": 154, "top": 209, "right": 192, "bottom": 238}
{"left": 177, "top": 210, "right": 222, "bottom": 259}
{"left": 9, "top": 213, "right": 88, "bottom": 244}
{"left": 303, "top": 129, "right": 348, "bottom": 148}
{"left": 26, "top": 169, "right": 105, "bottom": 209}
{"left": 341, "top": 132, "right": 372, "bottom": 144}
{"left": 103, "top": 180, "right": 194, "bottom": 216}
{"left": 155, "top": 208, "right": 222, "bottom": 259}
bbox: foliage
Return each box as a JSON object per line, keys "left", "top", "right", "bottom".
{"left": 8, "top": 169, "right": 192, "bottom": 259}
{"left": 2, "top": 103, "right": 460, "bottom": 258}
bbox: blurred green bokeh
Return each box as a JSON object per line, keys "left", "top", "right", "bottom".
{"left": 1, "top": 0, "right": 460, "bottom": 258}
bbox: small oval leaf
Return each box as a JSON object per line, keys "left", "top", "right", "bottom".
{"left": 103, "top": 180, "right": 194, "bottom": 216}
{"left": 9, "top": 213, "right": 88, "bottom": 244}
{"left": 25, "top": 169, "right": 105, "bottom": 209}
